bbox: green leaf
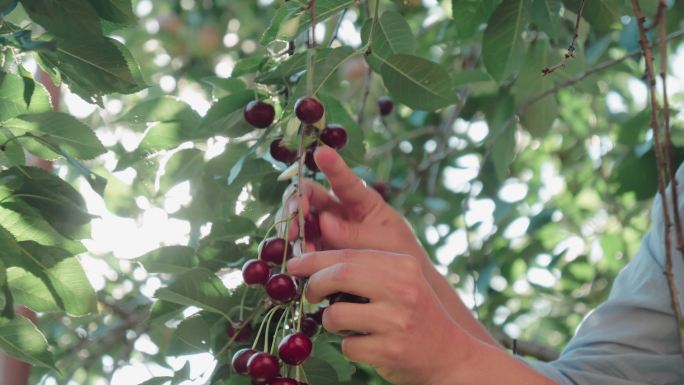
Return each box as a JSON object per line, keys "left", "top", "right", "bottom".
{"left": 4, "top": 112, "right": 106, "bottom": 160}
{"left": 261, "top": 0, "right": 354, "bottom": 44}
{"left": 137, "top": 377, "right": 172, "bottom": 385}
{"left": 160, "top": 149, "right": 205, "bottom": 193}
{"left": 361, "top": 10, "right": 416, "bottom": 72}
{"left": 137, "top": 246, "right": 198, "bottom": 274}
{"left": 207, "top": 216, "right": 257, "bottom": 242}
{"left": 492, "top": 121, "right": 516, "bottom": 181}
{"left": 38, "top": 37, "right": 146, "bottom": 104}
{"left": 531, "top": 0, "right": 561, "bottom": 40}
{"left": 0, "top": 166, "right": 91, "bottom": 240}
{"left": 451, "top": 0, "right": 499, "bottom": 39}
{"left": 17, "top": 66, "right": 35, "bottom": 109}
{"left": 380, "top": 54, "right": 453, "bottom": 111}
{"left": 292, "top": 47, "right": 358, "bottom": 99}
{"left": 0, "top": 258, "right": 6, "bottom": 313}
{"left": 86, "top": 0, "right": 137, "bottom": 24}
{"left": 198, "top": 90, "right": 254, "bottom": 138}
{"left": 0, "top": 314, "right": 56, "bottom": 369}
{"left": 20, "top": 0, "right": 103, "bottom": 40}
{"left": 154, "top": 268, "right": 234, "bottom": 318}
{"left": 312, "top": 340, "right": 354, "bottom": 381}
{"left": 261, "top": 1, "right": 301, "bottom": 45}
{"left": 118, "top": 97, "right": 197, "bottom": 125}
{"left": 167, "top": 314, "right": 211, "bottom": 355}
{"left": 1, "top": 0, "right": 18, "bottom": 15}
{"left": 0, "top": 130, "right": 26, "bottom": 167}
{"left": 563, "top": 0, "right": 621, "bottom": 33}
{"left": 8, "top": 250, "right": 97, "bottom": 316}
{"left": 149, "top": 300, "right": 184, "bottom": 324}
{"left": 514, "top": 39, "right": 558, "bottom": 137}
{"left": 319, "top": 94, "right": 366, "bottom": 165}
{"left": 0, "top": 72, "right": 52, "bottom": 122}
{"left": 232, "top": 56, "right": 265, "bottom": 77}
{"left": 482, "top": 0, "right": 531, "bottom": 81}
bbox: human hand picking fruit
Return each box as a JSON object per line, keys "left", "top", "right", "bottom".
{"left": 286, "top": 249, "right": 467, "bottom": 385}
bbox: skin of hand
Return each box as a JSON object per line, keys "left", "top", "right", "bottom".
{"left": 287, "top": 249, "right": 469, "bottom": 385}
{"left": 278, "top": 146, "right": 499, "bottom": 347}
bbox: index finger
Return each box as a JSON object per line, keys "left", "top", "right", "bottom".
{"left": 287, "top": 249, "right": 401, "bottom": 277}
{"left": 314, "top": 146, "right": 384, "bottom": 216}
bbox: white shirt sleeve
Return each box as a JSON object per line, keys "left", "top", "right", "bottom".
{"left": 526, "top": 167, "right": 684, "bottom": 385}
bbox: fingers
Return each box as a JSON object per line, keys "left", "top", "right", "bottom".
{"left": 341, "top": 334, "right": 389, "bottom": 367}
{"left": 314, "top": 146, "right": 384, "bottom": 216}
{"left": 283, "top": 180, "right": 343, "bottom": 241}
{"left": 321, "top": 302, "right": 388, "bottom": 335}
{"left": 287, "top": 249, "right": 399, "bottom": 278}
{"left": 304, "top": 263, "right": 390, "bottom": 303}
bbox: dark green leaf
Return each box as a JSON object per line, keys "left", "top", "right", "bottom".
{"left": 167, "top": 314, "right": 211, "bottom": 355}
{"left": 155, "top": 268, "right": 234, "bottom": 318}
{"left": 86, "top": 0, "right": 137, "bottom": 24}
{"left": 361, "top": 10, "right": 416, "bottom": 72}
{"left": 20, "top": 0, "right": 102, "bottom": 40}
{"left": 482, "top": 0, "right": 531, "bottom": 81}
{"left": 137, "top": 246, "right": 198, "bottom": 274}
{"left": 232, "top": 56, "right": 265, "bottom": 77}
{"left": 380, "top": 54, "right": 453, "bottom": 111}
{"left": 451, "top": 0, "right": 499, "bottom": 39}
{"left": 531, "top": 0, "right": 561, "bottom": 40}
{"left": 292, "top": 47, "right": 358, "bottom": 99}
{"left": 199, "top": 90, "right": 254, "bottom": 138}
{"left": 207, "top": 216, "right": 257, "bottom": 242}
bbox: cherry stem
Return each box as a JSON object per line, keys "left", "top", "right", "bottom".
{"left": 270, "top": 307, "right": 289, "bottom": 354}
{"left": 281, "top": 219, "right": 292, "bottom": 274}
{"left": 262, "top": 306, "right": 279, "bottom": 352}
{"left": 216, "top": 298, "right": 265, "bottom": 357}
{"left": 239, "top": 286, "right": 248, "bottom": 320}
{"left": 251, "top": 305, "right": 278, "bottom": 351}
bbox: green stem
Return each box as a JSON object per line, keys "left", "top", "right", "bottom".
{"left": 252, "top": 305, "right": 278, "bottom": 351}
{"left": 239, "top": 287, "right": 248, "bottom": 320}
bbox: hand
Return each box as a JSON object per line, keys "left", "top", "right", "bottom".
{"left": 280, "top": 146, "right": 429, "bottom": 266}
{"left": 287, "top": 250, "right": 468, "bottom": 385}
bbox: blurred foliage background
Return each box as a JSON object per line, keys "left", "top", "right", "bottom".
{"left": 2, "top": 0, "right": 684, "bottom": 384}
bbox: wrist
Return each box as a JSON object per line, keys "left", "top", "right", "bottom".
{"left": 430, "top": 323, "right": 477, "bottom": 385}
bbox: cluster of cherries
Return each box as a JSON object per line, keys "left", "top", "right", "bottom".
{"left": 232, "top": 94, "right": 394, "bottom": 384}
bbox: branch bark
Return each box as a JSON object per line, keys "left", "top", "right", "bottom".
{"left": 542, "top": 0, "right": 585, "bottom": 76}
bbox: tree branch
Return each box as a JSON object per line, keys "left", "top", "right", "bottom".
{"left": 542, "top": 0, "right": 586, "bottom": 76}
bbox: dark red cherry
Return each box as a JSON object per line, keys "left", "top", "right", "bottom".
{"left": 300, "top": 316, "right": 319, "bottom": 337}
{"left": 247, "top": 352, "right": 281, "bottom": 381}
{"left": 304, "top": 212, "right": 321, "bottom": 240}
{"left": 295, "top": 97, "right": 324, "bottom": 124}
{"left": 261, "top": 238, "right": 293, "bottom": 265}
{"left": 269, "top": 378, "right": 298, "bottom": 385}
{"left": 266, "top": 274, "right": 297, "bottom": 303}
{"left": 305, "top": 145, "right": 319, "bottom": 172}
{"left": 244, "top": 101, "right": 276, "bottom": 128}
{"left": 320, "top": 124, "right": 348, "bottom": 150}
{"left": 373, "top": 181, "right": 390, "bottom": 201}
{"left": 378, "top": 96, "right": 394, "bottom": 116}
{"left": 328, "top": 292, "right": 370, "bottom": 305}
{"left": 278, "top": 332, "right": 313, "bottom": 365}
{"left": 227, "top": 321, "right": 252, "bottom": 343}
{"left": 270, "top": 138, "right": 298, "bottom": 164}
{"left": 232, "top": 348, "right": 257, "bottom": 374}
{"left": 307, "top": 307, "right": 325, "bottom": 324}
{"left": 243, "top": 259, "right": 271, "bottom": 286}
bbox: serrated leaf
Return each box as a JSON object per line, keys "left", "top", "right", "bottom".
{"left": 20, "top": 0, "right": 102, "bottom": 40}
{"left": 198, "top": 90, "right": 254, "bottom": 138}
{"left": 4, "top": 112, "right": 106, "bottom": 160}
{"left": 160, "top": 148, "right": 204, "bottom": 193}
{"left": 167, "top": 315, "right": 211, "bottom": 355}
{"left": 0, "top": 314, "right": 56, "bottom": 369}
{"left": 361, "top": 10, "right": 416, "bottom": 72}
{"left": 0, "top": 72, "right": 52, "bottom": 122}
{"left": 482, "top": 0, "right": 531, "bottom": 81}
{"left": 380, "top": 54, "right": 453, "bottom": 111}
{"left": 154, "top": 268, "right": 233, "bottom": 318}
{"left": 137, "top": 246, "right": 198, "bottom": 274}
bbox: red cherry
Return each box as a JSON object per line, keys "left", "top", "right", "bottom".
{"left": 304, "top": 212, "right": 321, "bottom": 240}
{"left": 232, "top": 348, "right": 257, "bottom": 374}
{"left": 300, "top": 316, "right": 319, "bottom": 337}
{"left": 261, "top": 238, "right": 293, "bottom": 265}
{"left": 320, "top": 124, "right": 348, "bottom": 150}
{"left": 266, "top": 274, "right": 297, "bottom": 303}
{"left": 278, "top": 332, "right": 312, "bottom": 365}
{"left": 268, "top": 378, "right": 298, "bottom": 385}
{"left": 373, "top": 181, "right": 390, "bottom": 202}
{"left": 328, "top": 292, "right": 370, "bottom": 305}
{"left": 270, "top": 138, "right": 298, "bottom": 164}
{"left": 247, "top": 352, "right": 281, "bottom": 381}
{"left": 244, "top": 101, "right": 276, "bottom": 129}
{"left": 227, "top": 321, "right": 252, "bottom": 343}
{"left": 243, "top": 259, "right": 271, "bottom": 286}
{"left": 305, "top": 145, "right": 319, "bottom": 172}
{"left": 378, "top": 96, "right": 394, "bottom": 116}
{"left": 307, "top": 307, "right": 325, "bottom": 324}
{"left": 295, "top": 97, "right": 324, "bottom": 124}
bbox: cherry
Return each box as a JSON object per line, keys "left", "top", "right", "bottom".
{"left": 266, "top": 274, "right": 297, "bottom": 303}
{"left": 278, "top": 332, "right": 313, "bottom": 365}
{"left": 247, "top": 352, "right": 281, "bottom": 381}
{"left": 305, "top": 145, "right": 319, "bottom": 172}
{"left": 328, "top": 292, "right": 370, "bottom": 305}
{"left": 269, "top": 378, "right": 299, "bottom": 385}
{"left": 243, "top": 259, "right": 271, "bottom": 286}
{"left": 300, "top": 316, "right": 319, "bottom": 337}
{"left": 244, "top": 101, "right": 276, "bottom": 128}
{"left": 227, "top": 321, "right": 252, "bottom": 343}
{"left": 295, "top": 97, "right": 324, "bottom": 124}
{"left": 320, "top": 124, "right": 348, "bottom": 150}
{"left": 373, "top": 181, "right": 390, "bottom": 202}
{"left": 304, "top": 212, "right": 321, "bottom": 240}
{"left": 270, "top": 138, "right": 298, "bottom": 164}
{"left": 261, "top": 238, "right": 293, "bottom": 265}
{"left": 307, "top": 307, "right": 325, "bottom": 324}
{"left": 378, "top": 96, "right": 394, "bottom": 116}
{"left": 232, "top": 348, "right": 257, "bottom": 374}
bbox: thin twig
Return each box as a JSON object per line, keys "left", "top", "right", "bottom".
{"left": 542, "top": 0, "right": 586, "bottom": 75}
{"left": 327, "top": 8, "right": 348, "bottom": 48}
{"left": 522, "top": 28, "right": 684, "bottom": 115}
{"left": 631, "top": 0, "right": 684, "bottom": 361}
